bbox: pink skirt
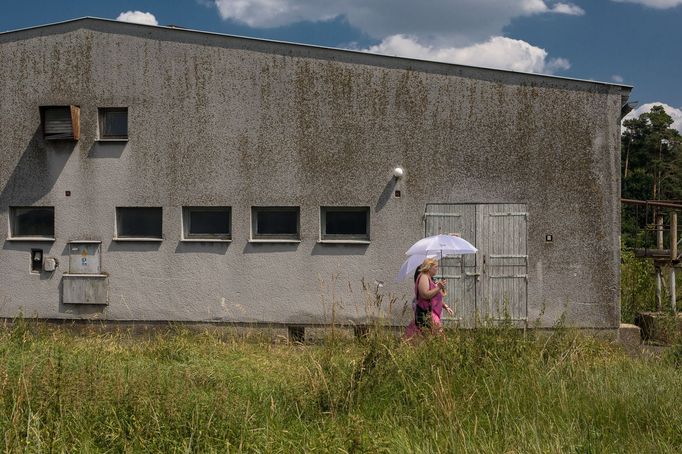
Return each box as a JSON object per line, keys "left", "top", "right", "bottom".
{"left": 403, "top": 310, "right": 442, "bottom": 339}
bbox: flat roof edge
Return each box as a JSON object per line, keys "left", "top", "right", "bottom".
{"left": 0, "top": 16, "right": 634, "bottom": 90}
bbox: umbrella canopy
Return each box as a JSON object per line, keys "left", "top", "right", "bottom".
{"left": 396, "top": 234, "right": 477, "bottom": 282}
{"left": 405, "top": 234, "right": 477, "bottom": 256}
{"left": 396, "top": 253, "right": 436, "bottom": 282}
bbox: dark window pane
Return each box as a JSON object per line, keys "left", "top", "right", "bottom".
{"left": 257, "top": 210, "right": 298, "bottom": 235}
{"left": 189, "top": 210, "right": 230, "bottom": 235}
{"left": 118, "top": 208, "right": 162, "bottom": 237}
{"left": 102, "top": 109, "right": 128, "bottom": 138}
{"left": 43, "top": 107, "right": 73, "bottom": 139}
{"left": 12, "top": 207, "right": 54, "bottom": 237}
{"left": 326, "top": 211, "right": 367, "bottom": 235}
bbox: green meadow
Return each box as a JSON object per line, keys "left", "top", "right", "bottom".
{"left": 1, "top": 320, "right": 681, "bottom": 453}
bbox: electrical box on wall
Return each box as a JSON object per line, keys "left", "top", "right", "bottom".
{"left": 68, "top": 241, "right": 101, "bottom": 274}
{"left": 43, "top": 257, "right": 57, "bottom": 272}
{"left": 30, "top": 249, "right": 43, "bottom": 273}
{"left": 63, "top": 240, "right": 108, "bottom": 305}
{"left": 62, "top": 275, "right": 108, "bottom": 305}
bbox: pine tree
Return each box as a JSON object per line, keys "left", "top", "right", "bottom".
{"left": 621, "top": 105, "right": 682, "bottom": 246}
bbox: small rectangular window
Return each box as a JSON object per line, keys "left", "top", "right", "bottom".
{"left": 99, "top": 107, "right": 128, "bottom": 140}
{"left": 321, "top": 207, "right": 370, "bottom": 241}
{"left": 183, "top": 206, "right": 231, "bottom": 240}
{"left": 116, "top": 207, "right": 162, "bottom": 239}
{"left": 31, "top": 249, "right": 43, "bottom": 273}
{"left": 251, "top": 207, "right": 300, "bottom": 240}
{"left": 41, "top": 105, "right": 80, "bottom": 140}
{"left": 10, "top": 207, "right": 55, "bottom": 239}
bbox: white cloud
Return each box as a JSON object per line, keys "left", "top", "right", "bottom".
{"left": 116, "top": 11, "right": 159, "bottom": 26}
{"left": 552, "top": 2, "right": 586, "bottom": 14}
{"left": 213, "top": 0, "right": 583, "bottom": 45}
{"left": 360, "top": 35, "right": 569, "bottom": 74}
{"left": 212, "top": 1, "right": 577, "bottom": 75}
{"left": 623, "top": 102, "right": 682, "bottom": 133}
{"left": 522, "top": 0, "right": 585, "bottom": 15}
{"left": 612, "top": 74, "right": 625, "bottom": 83}
{"left": 611, "top": 0, "right": 682, "bottom": 8}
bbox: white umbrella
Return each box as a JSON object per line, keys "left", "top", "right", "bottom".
{"left": 395, "top": 234, "right": 477, "bottom": 282}
{"left": 396, "top": 253, "right": 436, "bottom": 282}
{"left": 405, "top": 234, "right": 477, "bottom": 256}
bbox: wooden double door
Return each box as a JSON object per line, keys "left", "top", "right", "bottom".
{"left": 425, "top": 203, "right": 528, "bottom": 327}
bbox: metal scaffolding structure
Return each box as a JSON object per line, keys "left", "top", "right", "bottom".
{"left": 622, "top": 198, "right": 680, "bottom": 313}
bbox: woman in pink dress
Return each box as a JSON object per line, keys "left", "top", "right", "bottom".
{"left": 404, "top": 258, "right": 454, "bottom": 338}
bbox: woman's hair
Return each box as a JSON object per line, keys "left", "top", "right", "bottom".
{"left": 413, "top": 265, "right": 422, "bottom": 282}
{"left": 420, "top": 258, "right": 438, "bottom": 273}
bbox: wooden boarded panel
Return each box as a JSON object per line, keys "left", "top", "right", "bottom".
{"left": 478, "top": 203, "right": 528, "bottom": 323}
{"left": 424, "top": 204, "right": 477, "bottom": 326}
{"left": 423, "top": 203, "right": 528, "bottom": 327}
{"left": 70, "top": 105, "right": 80, "bottom": 140}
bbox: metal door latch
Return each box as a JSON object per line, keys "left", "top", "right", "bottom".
{"left": 465, "top": 272, "right": 481, "bottom": 281}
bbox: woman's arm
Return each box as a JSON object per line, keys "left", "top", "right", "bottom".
{"left": 418, "top": 275, "right": 443, "bottom": 300}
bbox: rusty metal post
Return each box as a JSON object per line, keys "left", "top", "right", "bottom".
{"left": 671, "top": 212, "right": 678, "bottom": 314}
{"left": 672, "top": 268, "right": 677, "bottom": 314}
{"left": 671, "top": 212, "right": 678, "bottom": 260}
{"left": 656, "top": 215, "right": 664, "bottom": 311}
{"left": 656, "top": 269, "right": 662, "bottom": 312}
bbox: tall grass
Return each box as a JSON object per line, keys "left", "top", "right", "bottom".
{"left": 621, "top": 247, "right": 658, "bottom": 323}
{"left": 1, "top": 320, "right": 681, "bottom": 452}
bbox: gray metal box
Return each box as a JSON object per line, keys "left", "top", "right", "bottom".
{"left": 62, "top": 275, "right": 108, "bottom": 305}
{"left": 68, "top": 241, "right": 101, "bottom": 274}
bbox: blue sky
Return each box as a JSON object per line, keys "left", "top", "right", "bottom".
{"left": 2, "top": 0, "right": 681, "bottom": 130}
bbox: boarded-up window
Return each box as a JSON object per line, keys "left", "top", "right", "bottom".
{"left": 41, "top": 106, "right": 80, "bottom": 140}
{"left": 252, "top": 207, "right": 300, "bottom": 240}
{"left": 321, "top": 207, "right": 370, "bottom": 241}
{"left": 116, "top": 207, "right": 162, "bottom": 239}
{"left": 99, "top": 107, "right": 128, "bottom": 140}
{"left": 183, "top": 206, "right": 231, "bottom": 240}
{"left": 10, "top": 207, "right": 55, "bottom": 238}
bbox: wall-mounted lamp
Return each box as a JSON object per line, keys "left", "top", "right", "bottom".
{"left": 393, "top": 167, "right": 404, "bottom": 178}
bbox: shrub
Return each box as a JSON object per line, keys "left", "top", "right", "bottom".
{"left": 621, "top": 246, "right": 657, "bottom": 323}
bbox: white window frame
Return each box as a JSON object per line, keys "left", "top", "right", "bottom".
{"left": 250, "top": 206, "right": 301, "bottom": 243}
{"left": 182, "top": 206, "right": 232, "bottom": 242}
{"left": 319, "top": 206, "right": 370, "bottom": 243}
{"left": 114, "top": 207, "right": 163, "bottom": 241}
{"left": 8, "top": 206, "right": 55, "bottom": 242}
{"left": 98, "top": 107, "right": 128, "bottom": 141}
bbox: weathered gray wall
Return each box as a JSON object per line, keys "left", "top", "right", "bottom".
{"left": 0, "top": 19, "right": 627, "bottom": 328}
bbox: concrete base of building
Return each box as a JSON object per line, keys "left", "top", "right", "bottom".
{"left": 0, "top": 318, "right": 644, "bottom": 351}
{"left": 618, "top": 323, "right": 642, "bottom": 356}
{"left": 635, "top": 312, "right": 682, "bottom": 344}
{"left": 0, "top": 318, "right": 403, "bottom": 343}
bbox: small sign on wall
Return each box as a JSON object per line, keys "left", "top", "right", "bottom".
{"left": 68, "top": 241, "right": 102, "bottom": 274}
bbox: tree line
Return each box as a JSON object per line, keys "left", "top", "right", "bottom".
{"left": 621, "top": 105, "right": 682, "bottom": 247}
